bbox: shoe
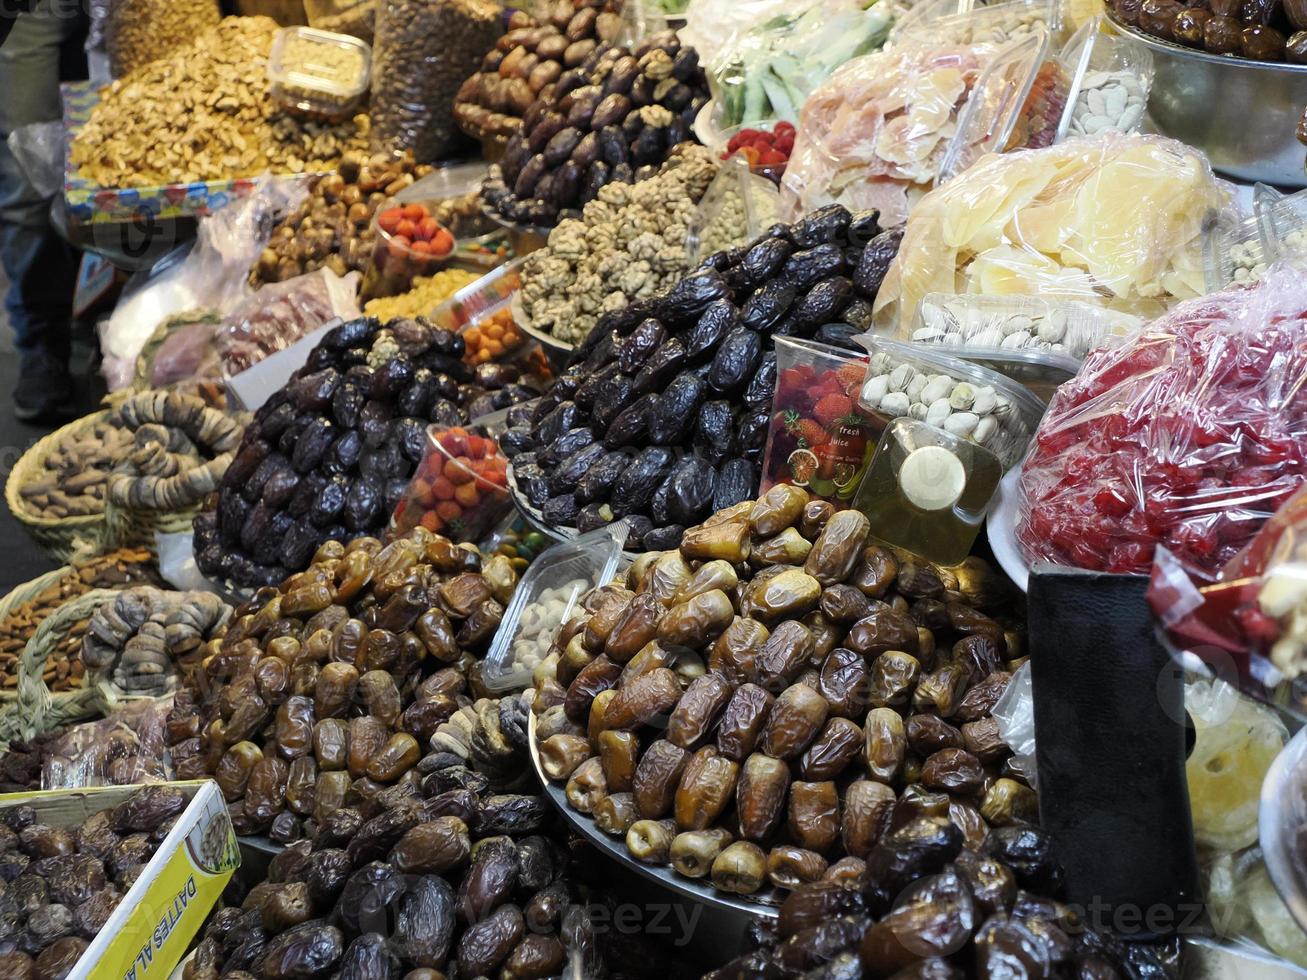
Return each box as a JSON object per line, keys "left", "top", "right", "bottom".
{"left": 14, "top": 355, "right": 78, "bottom": 423}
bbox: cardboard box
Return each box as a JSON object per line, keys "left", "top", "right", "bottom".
{"left": 0, "top": 780, "right": 239, "bottom": 980}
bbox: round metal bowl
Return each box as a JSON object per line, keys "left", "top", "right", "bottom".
{"left": 1108, "top": 16, "right": 1307, "bottom": 186}
{"left": 1260, "top": 725, "right": 1307, "bottom": 934}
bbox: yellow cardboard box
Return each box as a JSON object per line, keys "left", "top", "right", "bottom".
{"left": 0, "top": 780, "right": 239, "bottom": 980}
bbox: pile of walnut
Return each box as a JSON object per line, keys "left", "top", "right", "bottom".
{"left": 17, "top": 416, "right": 132, "bottom": 520}
{"left": 0, "top": 550, "right": 161, "bottom": 694}
{"left": 106, "top": 391, "right": 243, "bottom": 514}
{"left": 519, "top": 144, "right": 719, "bottom": 344}
{"left": 0, "top": 785, "right": 190, "bottom": 980}
{"left": 251, "top": 152, "right": 432, "bottom": 286}
{"left": 70, "top": 17, "right": 370, "bottom": 188}
{"left": 536, "top": 484, "right": 1029, "bottom": 895}
{"left": 454, "top": 0, "right": 623, "bottom": 141}
{"left": 82, "top": 587, "right": 230, "bottom": 697}
{"left": 166, "top": 528, "right": 519, "bottom": 844}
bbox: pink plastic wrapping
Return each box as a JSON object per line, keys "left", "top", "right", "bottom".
{"left": 218, "top": 266, "right": 361, "bottom": 375}
{"left": 874, "top": 131, "right": 1231, "bottom": 331}
{"left": 149, "top": 318, "right": 222, "bottom": 388}
{"left": 41, "top": 698, "right": 174, "bottom": 790}
{"left": 1018, "top": 264, "right": 1307, "bottom": 577}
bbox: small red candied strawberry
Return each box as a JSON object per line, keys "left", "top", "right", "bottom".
{"left": 813, "top": 392, "right": 853, "bottom": 429}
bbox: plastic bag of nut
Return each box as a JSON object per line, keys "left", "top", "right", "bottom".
{"left": 370, "top": 0, "right": 503, "bottom": 161}
{"left": 105, "top": 0, "right": 221, "bottom": 77}
{"left": 41, "top": 699, "right": 175, "bottom": 790}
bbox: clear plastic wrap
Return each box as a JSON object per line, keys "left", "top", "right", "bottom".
{"left": 891, "top": 0, "right": 1059, "bottom": 46}
{"left": 686, "top": 156, "right": 781, "bottom": 265}
{"left": 1018, "top": 264, "right": 1307, "bottom": 576}
{"left": 218, "top": 266, "right": 362, "bottom": 376}
{"left": 706, "top": 0, "right": 899, "bottom": 130}
{"left": 1203, "top": 211, "right": 1273, "bottom": 292}
{"left": 143, "top": 311, "right": 223, "bottom": 389}
{"left": 41, "top": 699, "right": 176, "bottom": 790}
{"left": 105, "top": 0, "right": 221, "bottom": 77}
{"left": 679, "top": 0, "right": 793, "bottom": 64}
{"left": 369, "top": 0, "right": 502, "bottom": 161}
{"left": 874, "top": 132, "right": 1231, "bottom": 332}
{"left": 779, "top": 33, "right": 1044, "bottom": 226}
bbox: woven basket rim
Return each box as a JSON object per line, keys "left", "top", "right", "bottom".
{"left": 0, "top": 567, "right": 76, "bottom": 702}
{"left": 4, "top": 411, "right": 112, "bottom": 531}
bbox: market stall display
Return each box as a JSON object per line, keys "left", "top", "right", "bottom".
{"left": 517, "top": 144, "right": 720, "bottom": 345}
{"left": 481, "top": 30, "right": 711, "bottom": 226}
{"left": 454, "top": 1, "right": 626, "bottom": 143}
{"left": 267, "top": 26, "right": 372, "bottom": 122}
{"left": 362, "top": 267, "right": 482, "bottom": 319}
{"left": 105, "top": 0, "right": 222, "bottom": 78}
{"left": 193, "top": 316, "right": 550, "bottom": 589}
{"left": 536, "top": 484, "right": 1025, "bottom": 894}
{"left": 71, "top": 17, "right": 371, "bottom": 189}
{"left": 1018, "top": 264, "right": 1307, "bottom": 576}
{"left": 168, "top": 526, "right": 518, "bottom": 839}
{"left": 500, "top": 204, "right": 902, "bottom": 549}
{"left": 369, "top": 0, "right": 502, "bottom": 161}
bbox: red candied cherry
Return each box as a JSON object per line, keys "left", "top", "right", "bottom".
{"left": 1093, "top": 485, "right": 1132, "bottom": 518}
{"left": 1109, "top": 540, "right": 1154, "bottom": 571}
{"left": 1237, "top": 605, "right": 1282, "bottom": 647}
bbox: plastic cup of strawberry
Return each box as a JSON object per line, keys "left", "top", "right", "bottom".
{"left": 1017, "top": 289, "right": 1307, "bottom": 575}
{"left": 394, "top": 426, "right": 510, "bottom": 540}
{"left": 723, "top": 121, "right": 795, "bottom": 173}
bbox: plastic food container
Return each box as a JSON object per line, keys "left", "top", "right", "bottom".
{"left": 482, "top": 525, "right": 629, "bottom": 692}
{"left": 686, "top": 157, "right": 782, "bottom": 266}
{"left": 1203, "top": 211, "right": 1273, "bottom": 292}
{"left": 853, "top": 335, "right": 1047, "bottom": 469}
{"left": 760, "top": 337, "right": 878, "bottom": 509}
{"left": 1261, "top": 186, "right": 1307, "bottom": 263}
{"left": 1054, "top": 16, "right": 1153, "bottom": 141}
{"left": 363, "top": 203, "right": 458, "bottom": 301}
{"left": 391, "top": 424, "right": 512, "bottom": 542}
{"left": 396, "top": 163, "right": 499, "bottom": 240}
{"left": 893, "top": 0, "right": 1063, "bottom": 47}
{"left": 944, "top": 345, "right": 1080, "bottom": 403}
{"left": 427, "top": 256, "right": 532, "bottom": 365}
{"left": 267, "top": 26, "right": 371, "bottom": 121}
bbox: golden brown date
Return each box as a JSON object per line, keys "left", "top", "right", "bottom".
{"left": 274, "top": 695, "right": 315, "bottom": 761}
{"left": 415, "top": 608, "right": 459, "bottom": 662}
{"left": 619, "top": 640, "right": 673, "bottom": 684}
{"left": 313, "top": 662, "right": 358, "bottom": 719}
{"left": 366, "top": 733, "right": 420, "bottom": 782}
{"left": 390, "top": 815, "right": 471, "bottom": 874}
{"left": 626, "top": 818, "right": 677, "bottom": 863}
{"left": 817, "top": 647, "right": 870, "bottom": 719}
{"left": 357, "top": 670, "right": 402, "bottom": 727}
{"left": 711, "top": 841, "right": 767, "bottom": 894}
{"left": 788, "top": 780, "right": 840, "bottom": 853}
{"left": 736, "top": 752, "right": 789, "bottom": 841}
{"left": 674, "top": 747, "right": 738, "bottom": 831}
{"left": 588, "top": 689, "right": 618, "bottom": 745}
{"left": 863, "top": 708, "right": 906, "bottom": 784}
{"left": 598, "top": 729, "right": 639, "bottom": 793}
{"left": 285, "top": 756, "right": 317, "bottom": 817}
{"left": 960, "top": 717, "right": 1007, "bottom": 764}
{"left": 913, "top": 662, "right": 970, "bottom": 717}
{"left": 565, "top": 758, "right": 609, "bottom": 814}
{"left": 215, "top": 741, "right": 263, "bottom": 801}
{"left": 867, "top": 650, "right": 921, "bottom": 708}
{"left": 673, "top": 560, "right": 739, "bottom": 604}
{"left": 539, "top": 734, "right": 592, "bottom": 782}
{"left": 846, "top": 607, "right": 919, "bottom": 658}
{"left": 743, "top": 568, "right": 822, "bottom": 623}
{"left": 563, "top": 653, "right": 622, "bottom": 722}
{"left": 949, "top": 799, "right": 990, "bottom": 850}
{"left": 667, "top": 673, "right": 733, "bottom": 749}
{"left": 582, "top": 585, "right": 636, "bottom": 651}
{"left": 671, "top": 828, "right": 733, "bottom": 878}
{"left": 750, "top": 484, "right": 809, "bottom": 537}
{"left": 980, "top": 778, "right": 1038, "bottom": 826}
{"left": 842, "top": 779, "right": 896, "bottom": 858}
{"left": 312, "top": 771, "right": 350, "bottom": 824}
{"left": 605, "top": 593, "right": 664, "bottom": 663}
{"left": 534, "top": 704, "right": 584, "bottom": 743}
{"left": 658, "top": 590, "right": 735, "bottom": 649}
{"left": 752, "top": 527, "right": 814, "bottom": 566}
{"left": 716, "top": 683, "right": 774, "bottom": 761}
{"left": 594, "top": 793, "right": 639, "bottom": 836}
{"left": 767, "top": 845, "right": 828, "bottom": 890}
{"left": 603, "top": 667, "right": 681, "bottom": 731}
{"left": 643, "top": 552, "right": 693, "bottom": 606}
{"left": 632, "top": 739, "right": 689, "bottom": 819}
{"left": 798, "top": 717, "right": 863, "bottom": 781}
{"left": 760, "top": 684, "right": 829, "bottom": 759}
{"left": 347, "top": 716, "right": 387, "bottom": 779}
{"left": 680, "top": 519, "right": 752, "bottom": 563}
{"left": 757, "top": 620, "right": 817, "bottom": 687}
{"left": 907, "top": 714, "right": 965, "bottom": 755}
{"left": 708, "top": 617, "right": 769, "bottom": 685}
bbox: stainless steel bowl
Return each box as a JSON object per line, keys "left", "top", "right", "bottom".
{"left": 1110, "top": 18, "right": 1307, "bottom": 187}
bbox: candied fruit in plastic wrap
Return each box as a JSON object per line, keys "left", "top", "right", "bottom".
{"left": 1018, "top": 264, "right": 1307, "bottom": 578}
{"left": 873, "top": 132, "right": 1230, "bottom": 331}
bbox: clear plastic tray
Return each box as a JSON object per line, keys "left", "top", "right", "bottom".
{"left": 894, "top": 0, "right": 1061, "bottom": 47}
{"left": 267, "top": 26, "right": 371, "bottom": 121}
{"left": 853, "top": 333, "right": 1047, "bottom": 468}
{"left": 1203, "top": 211, "right": 1273, "bottom": 292}
{"left": 482, "top": 525, "right": 629, "bottom": 692}
{"left": 941, "top": 344, "right": 1077, "bottom": 403}
{"left": 1054, "top": 16, "right": 1153, "bottom": 141}
{"left": 686, "top": 156, "right": 782, "bottom": 266}
{"left": 908, "top": 292, "right": 1141, "bottom": 360}
{"left": 396, "top": 164, "right": 499, "bottom": 241}
{"left": 428, "top": 255, "right": 525, "bottom": 332}
{"left": 1261, "top": 187, "right": 1307, "bottom": 265}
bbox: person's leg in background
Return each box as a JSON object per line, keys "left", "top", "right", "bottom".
{"left": 0, "top": 1, "right": 80, "bottom": 422}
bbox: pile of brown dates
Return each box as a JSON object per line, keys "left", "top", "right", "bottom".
{"left": 167, "top": 528, "right": 520, "bottom": 842}
{"left": 183, "top": 741, "right": 581, "bottom": 980}
{"left": 708, "top": 818, "right": 1179, "bottom": 979}
{"left": 499, "top": 205, "right": 903, "bottom": 551}
{"left": 481, "top": 30, "right": 709, "bottom": 226}
{"left": 193, "top": 316, "right": 550, "bottom": 589}
{"left": 0, "top": 785, "right": 189, "bottom": 979}
{"left": 536, "top": 483, "right": 1030, "bottom": 895}
{"left": 1110, "top": 0, "right": 1307, "bottom": 62}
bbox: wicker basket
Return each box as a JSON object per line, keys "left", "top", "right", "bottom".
{"left": 0, "top": 568, "right": 75, "bottom": 706}
{"left": 4, "top": 412, "right": 113, "bottom": 564}
{"left": 103, "top": 498, "right": 201, "bottom": 556}
{"left": 0, "top": 588, "right": 120, "bottom": 750}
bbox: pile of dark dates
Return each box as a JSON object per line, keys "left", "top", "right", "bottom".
{"left": 481, "top": 30, "right": 710, "bottom": 226}
{"left": 167, "top": 528, "right": 520, "bottom": 842}
{"left": 0, "top": 785, "right": 189, "bottom": 980}
{"left": 1110, "top": 0, "right": 1307, "bottom": 62}
{"left": 454, "top": 1, "right": 624, "bottom": 142}
{"left": 536, "top": 483, "right": 1030, "bottom": 896}
{"left": 709, "top": 821, "right": 1180, "bottom": 979}
{"left": 499, "top": 205, "right": 903, "bottom": 551}
{"left": 194, "top": 316, "right": 549, "bottom": 589}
